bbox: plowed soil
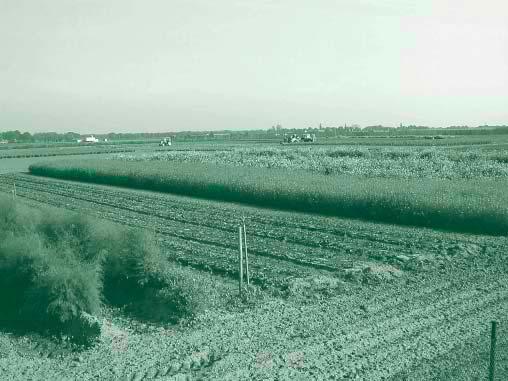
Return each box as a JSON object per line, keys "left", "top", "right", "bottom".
{"left": 0, "top": 173, "right": 507, "bottom": 380}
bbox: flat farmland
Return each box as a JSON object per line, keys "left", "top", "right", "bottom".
{"left": 0, "top": 145, "right": 134, "bottom": 159}
{"left": 0, "top": 149, "right": 135, "bottom": 175}
{"left": 3, "top": 1, "right": 508, "bottom": 378}
{"left": 1, "top": 170, "right": 507, "bottom": 380}
{"left": 1, "top": 172, "right": 504, "bottom": 288}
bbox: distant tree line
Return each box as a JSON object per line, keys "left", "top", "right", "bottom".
{"left": 0, "top": 130, "right": 33, "bottom": 142}
{"left": 0, "top": 130, "right": 81, "bottom": 143}
{"left": 1, "top": 125, "right": 508, "bottom": 144}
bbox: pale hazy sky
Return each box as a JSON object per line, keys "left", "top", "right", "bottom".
{"left": 1, "top": 0, "right": 507, "bottom": 133}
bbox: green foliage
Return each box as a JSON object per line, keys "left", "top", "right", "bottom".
{"left": 0, "top": 195, "right": 201, "bottom": 343}
{"left": 0, "top": 228, "right": 102, "bottom": 343}
{"left": 326, "top": 149, "right": 368, "bottom": 158}
{"left": 489, "top": 153, "right": 508, "bottom": 164}
{"left": 101, "top": 228, "right": 205, "bottom": 323}
{"left": 114, "top": 144, "right": 508, "bottom": 179}
{"left": 0, "top": 130, "right": 33, "bottom": 143}
{"left": 30, "top": 159, "right": 508, "bottom": 236}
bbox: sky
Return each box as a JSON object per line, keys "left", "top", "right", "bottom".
{"left": 0, "top": 0, "right": 507, "bottom": 133}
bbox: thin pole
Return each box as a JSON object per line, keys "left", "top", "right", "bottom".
{"left": 238, "top": 226, "right": 243, "bottom": 296}
{"left": 489, "top": 321, "right": 497, "bottom": 381}
{"left": 243, "top": 218, "right": 249, "bottom": 285}
{"left": 13, "top": 182, "right": 16, "bottom": 198}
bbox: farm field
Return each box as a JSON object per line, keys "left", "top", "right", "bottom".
{"left": 3, "top": 172, "right": 505, "bottom": 288}
{"left": 1, "top": 159, "right": 508, "bottom": 380}
{"left": 302, "top": 133, "right": 508, "bottom": 146}
{"left": 0, "top": 153, "right": 136, "bottom": 175}
{"left": 0, "top": 145, "right": 134, "bottom": 160}
{"left": 3, "top": 0, "right": 507, "bottom": 378}
{"left": 29, "top": 147, "right": 508, "bottom": 235}
{"left": 114, "top": 138, "right": 508, "bottom": 179}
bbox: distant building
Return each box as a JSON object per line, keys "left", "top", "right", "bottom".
{"left": 77, "top": 136, "right": 99, "bottom": 143}
{"left": 84, "top": 135, "right": 99, "bottom": 143}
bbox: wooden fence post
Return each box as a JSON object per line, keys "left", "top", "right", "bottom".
{"left": 489, "top": 320, "right": 497, "bottom": 381}
{"left": 243, "top": 218, "right": 249, "bottom": 286}
{"left": 238, "top": 226, "right": 243, "bottom": 296}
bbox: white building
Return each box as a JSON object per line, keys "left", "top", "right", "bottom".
{"left": 84, "top": 135, "right": 99, "bottom": 143}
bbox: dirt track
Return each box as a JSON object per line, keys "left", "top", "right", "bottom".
{"left": 0, "top": 173, "right": 507, "bottom": 380}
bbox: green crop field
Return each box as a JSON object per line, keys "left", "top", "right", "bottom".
{"left": 29, "top": 155, "right": 508, "bottom": 235}
{"left": 27, "top": 135, "right": 508, "bottom": 237}
{"left": 115, "top": 143, "right": 508, "bottom": 179}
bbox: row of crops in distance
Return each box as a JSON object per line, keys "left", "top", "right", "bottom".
{"left": 0, "top": 146, "right": 134, "bottom": 159}
{"left": 114, "top": 145, "right": 508, "bottom": 180}
{"left": 29, "top": 159, "right": 508, "bottom": 236}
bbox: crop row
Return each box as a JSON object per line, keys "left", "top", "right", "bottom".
{"left": 6, "top": 173, "right": 495, "bottom": 261}
{"left": 28, "top": 160, "right": 508, "bottom": 236}
{"left": 0, "top": 177, "right": 340, "bottom": 288}
{"left": 10, "top": 180, "right": 380, "bottom": 270}
{"left": 0, "top": 147, "right": 134, "bottom": 159}
{"left": 3, "top": 174, "right": 505, "bottom": 286}
{"left": 3, "top": 176, "right": 343, "bottom": 269}
{"left": 7, "top": 173, "right": 502, "bottom": 250}
{"left": 298, "top": 137, "right": 496, "bottom": 146}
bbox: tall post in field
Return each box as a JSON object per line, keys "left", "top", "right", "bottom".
{"left": 238, "top": 226, "right": 243, "bottom": 296}
{"left": 243, "top": 217, "right": 249, "bottom": 285}
{"left": 489, "top": 320, "right": 497, "bottom": 381}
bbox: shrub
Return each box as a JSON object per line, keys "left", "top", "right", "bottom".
{"left": 0, "top": 233, "right": 102, "bottom": 344}
{"left": 102, "top": 228, "right": 206, "bottom": 323}
{"left": 0, "top": 195, "right": 201, "bottom": 343}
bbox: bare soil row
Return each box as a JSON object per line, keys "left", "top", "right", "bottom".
{"left": 1, "top": 173, "right": 504, "bottom": 290}
{"left": 3, "top": 266, "right": 506, "bottom": 380}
